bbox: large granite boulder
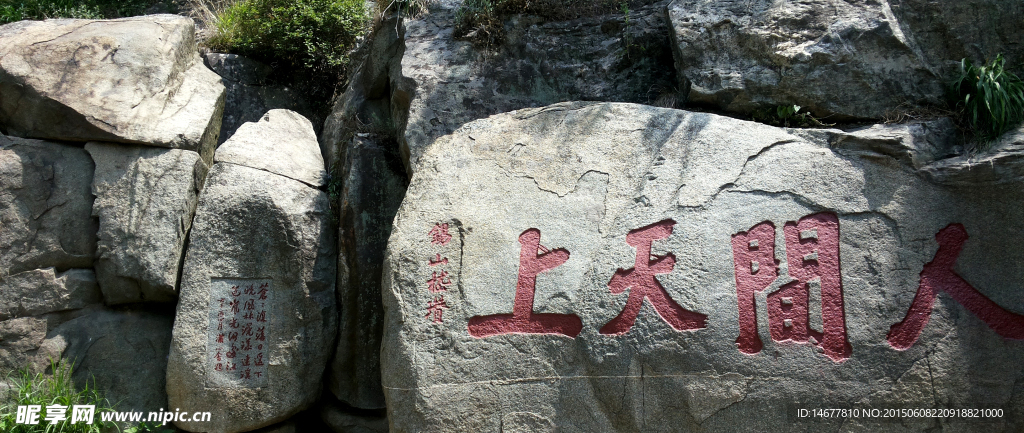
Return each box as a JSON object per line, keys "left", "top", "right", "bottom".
{"left": 330, "top": 135, "right": 407, "bottom": 409}
{"left": 87, "top": 143, "right": 208, "bottom": 304}
{"left": 381, "top": 102, "right": 1024, "bottom": 431}
{"left": 395, "top": 0, "right": 676, "bottom": 174}
{"left": 0, "top": 15, "right": 224, "bottom": 161}
{"left": 0, "top": 268, "right": 101, "bottom": 322}
{"left": 51, "top": 308, "right": 174, "bottom": 413}
{"left": 666, "top": 0, "right": 941, "bottom": 119}
{"left": 214, "top": 109, "right": 327, "bottom": 187}
{"left": 167, "top": 153, "right": 336, "bottom": 431}
{"left": 0, "top": 135, "right": 97, "bottom": 276}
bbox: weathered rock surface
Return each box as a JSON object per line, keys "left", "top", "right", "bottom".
{"left": 168, "top": 160, "right": 336, "bottom": 433}
{"left": 214, "top": 109, "right": 327, "bottom": 187}
{"left": 51, "top": 308, "right": 174, "bottom": 413}
{"left": 330, "top": 135, "right": 407, "bottom": 409}
{"left": 397, "top": 0, "right": 676, "bottom": 174}
{"left": 667, "top": 0, "right": 941, "bottom": 119}
{"left": 87, "top": 142, "right": 207, "bottom": 304}
{"left": 888, "top": 0, "right": 1024, "bottom": 77}
{"left": 0, "top": 136, "right": 97, "bottom": 275}
{"left": 918, "top": 124, "right": 1024, "bottom": 185}
{"left": 321, "top": 14, "right": 406, "bottom": 169}
{"left": 206, "top": 53, "right": 318, "bottom": 145}
{"left": 382, "top": 102, "right": 1024, "bottom": 431}
{"left": 0, "top": 268, "right": 101, "bottom": 321}
{"left": 0, "top": 15, "right": 224, "bottom": 160}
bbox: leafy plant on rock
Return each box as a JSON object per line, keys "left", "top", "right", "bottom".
{"left": 951, "top": 54, "right": 1024, "bottom": 143}
{"left": 0, "top": 0, "right": 172, "bottom": 24}
{"left": 752, "top": 104, "right": 832, "bottom": 128}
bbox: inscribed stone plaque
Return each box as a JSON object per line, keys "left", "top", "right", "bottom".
{"left": 206, "top": 278, "right": 271, "bottom": 388}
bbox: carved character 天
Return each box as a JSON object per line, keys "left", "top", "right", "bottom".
{"left": 600, "top": 219, "right": 707, "bottom": 335}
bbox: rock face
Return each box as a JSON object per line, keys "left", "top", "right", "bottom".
{"left": 0, "top": 268, "right": 101, "bottom": 322}
{"left": 666, "top": 0, "right": 941, "bottom": 119}
{"left": 168, "top": 159, "right": 336, "bottom": 431}
{"left": 888, "top": 0, "right": 1024, "bottom": 77}
{"left": 330, "top": 135, "right": 407, "bottom": 409}
{"left": 382, "top": 102, "right": 1024, "bottom": 431}
{"left": 0, "top": 15, "right": 224, "bottom": 161}
{"left": 205, "top": 53, "right": 317, "bottom": 145}
{"left": 397, "top": 0, "right": 677, "bottom": 173}
{"left": 87, "top": 143, "right": 207, "bottom": 304}
{"left": 52, "top": 308, "right": 174, "bottom": 413}
{"left": 214, "top": 110, "right": 327, "bottom": 187}
{"left": 919, "top": 124, "right": 1024, "bottom": 185}
{"left": 0, "top": 136, "right": 97, "bottom": 276}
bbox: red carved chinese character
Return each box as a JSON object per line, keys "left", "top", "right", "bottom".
{"left": 730, "top": 221, "right": 779, "bottom": 354}
{"left": 241, "top": 338, "right": 252, "bottom": 351}
{"left": 229, "top": 318, "right": 239, "bottom": 329}
{"left": 226, "top": 346, "right": 236, "bottom": 359}
{"left": 244, "top": 284, "right": 256, "bottom": 296}
{"left": 228, "top": 300, "right": 240, "bottom": 314}
{"left": 255, "top": 353, "right": 264, "bottom": 366}
{"left": 429, "top": 253, "right": 449, "bottom": 266}
{"left": 426, "top": 296, "right": 449, "bottom": 323}
{"left": 243, "top": 311, "right": 254, "bottom": 320}
{"left": 257, "top": 285, "right": 269, "bottom": 300}
{"left": 255, "top": 326, "right": 266, "bottom": 341}
{"left": 426, "top": 270, "right": 452, "bottom": 293}
{"left": 231, "top": 286, "right": 241, "bottom": 297}
{"left": 228, "top": 331, "right": 238, "bottom": 342}
{"left": 242, "top": 354, "right": 251, "bottom": 367}
{"left": 214, "top": 350, "right": 222, "bottom": 361}
{"left": 244, "top": 299, "right": 256, "bottom": 311}
{"left": 214, "top": 363, "right": 223, "bottom": 371}
{"left": 429, "top": 223, "right": 452, "bottom": 246}
{"left": 729, "top": 212, "right": 851, "bottom": 362}
{"left": 216, "top": 333, "right": 225, "bottom": 343}
{"left": 241, "top": 323, "right": 253, "bottom": 337}
{"left": 600, "top": 220, "right": 707, "bottom": 335}
{"left": 887, "top": 224, "right": 1024, "bottom": 349}
{"left": 468, "top": 228, "right": 583, "bottom": 337}
{"left": 255, "top": 311, "right": 267, "bottom": 323}
{"left": 255, "top": 371, "right": 263, "bottom": 378}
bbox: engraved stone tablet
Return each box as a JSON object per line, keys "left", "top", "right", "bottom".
{"left": 206, "top": 278, "right": 270, "bottom": 388}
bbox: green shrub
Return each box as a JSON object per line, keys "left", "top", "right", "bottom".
{"left": 453, "top": 0, "right": 629, "bottom": 46}
{"left": 207, "top": 0, "right": 368, "bottom": 76}
{"left": 0, "top": 359, "right": 116, "bottom": 433}
{"left": 951, "top": 54, "right": 1024, "bottom": 142}
{"left": 0, "top": 0, "right": 169, "bottom": 24}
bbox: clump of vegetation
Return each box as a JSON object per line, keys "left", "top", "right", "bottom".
{"left": 206, "top": 0, "right": 368, "bottom": 76}
{"left": 752, "top": 104, "right": 833, "bottom": 128}
{"left": 0, "top": 359, "right": 113, "bottom": 433}
{"left": 951, "top": 54, "right": 1024, "bottom": 143}
{"left": 0, "top": 0, "right": 173, "bottom": 24}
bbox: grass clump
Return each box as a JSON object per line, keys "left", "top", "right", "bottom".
{"left": 0, "top": 0, "right": 171, "bottom": 24}
{"left": 0, "top": 359, "right": 115, "bottom": 433}
{"left": 206, "top": 0, "right": 368, "bottom": 78}
{"left": 951, "top": 54, "right": 1024, "bottom": 143}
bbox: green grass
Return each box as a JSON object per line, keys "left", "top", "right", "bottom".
{"left": 0, "top": 0, "right": 171, "bottom": 24}
{"left": 951, "top": 54, "right": 1024, "bottom": 143}
{"left": 0, "top": 359, "right": 116, "bottom": 433}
